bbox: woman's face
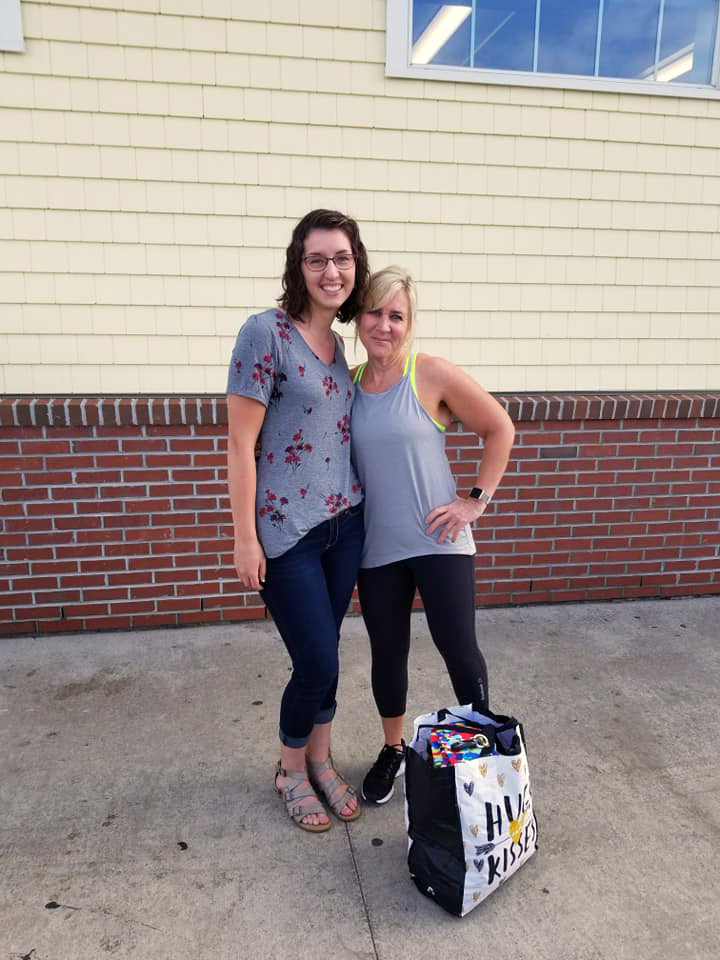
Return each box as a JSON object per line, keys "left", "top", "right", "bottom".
{"left": 300, "top": 228, "right": 356, "bottom": 315}
{"left": 357, "top": 289, "right": 410, "bottom": 363}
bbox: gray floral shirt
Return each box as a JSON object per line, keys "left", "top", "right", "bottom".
{"left": 227, "top": 308, "right": 362, "bottom": 558}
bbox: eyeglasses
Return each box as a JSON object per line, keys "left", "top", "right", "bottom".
{"left": 302, "top": 254, "right": 356, "bottom": 272}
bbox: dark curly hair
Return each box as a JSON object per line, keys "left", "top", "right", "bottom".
{"left": 278, "top": 209, "right": 370, "bottom": 324}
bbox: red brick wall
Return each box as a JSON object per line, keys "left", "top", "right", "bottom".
{"left": 1, "top": 393, "right": 719, "bottom": 636}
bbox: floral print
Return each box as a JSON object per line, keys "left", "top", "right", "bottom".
{"left": 227, "top": 309, "right": 363, "bottom": 558}
{"left": 259, "top": 489, "right": 288, "bottom": 528}
{"left": 253, "top": 359, "right": 273, "bottom": 388}
{"left": 325, "top": 492, "right": 351, "bottom": 515}
{"left": 270, "top": 371, "right": 288, "bottom": 407}
{"left": 337, "top": 414, "right": 350, "bottom": 444}
{"left": 284, "top": 428, "right": 313, "bottom": 470}
{"left": 323, "top": 375, "right": 339, "bottom": 396}
{"left": 276, "top": 315, "right": 293, "bottom": 342}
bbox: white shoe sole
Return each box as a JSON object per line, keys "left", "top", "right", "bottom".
{"left": 361, "top": 759, "right": 406, "bottom": 805}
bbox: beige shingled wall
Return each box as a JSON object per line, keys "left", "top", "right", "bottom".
{"left": 1, "top": 0, "right": 719, "bottom": 394}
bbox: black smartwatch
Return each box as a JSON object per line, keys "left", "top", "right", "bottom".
{"left": 469, "top": 487, "right": 492, "bottom": 505}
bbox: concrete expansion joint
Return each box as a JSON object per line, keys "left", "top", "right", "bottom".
{"left": 346, "top": 826, "right": 381, "bottom": 960}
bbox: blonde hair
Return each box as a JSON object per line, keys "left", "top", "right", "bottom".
{"left": 359, "top": 265, "right": 417, "bottom": 345}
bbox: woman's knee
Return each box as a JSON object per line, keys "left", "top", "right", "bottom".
{"left": 292, "top": 650, "right": 339, "bottom": 695}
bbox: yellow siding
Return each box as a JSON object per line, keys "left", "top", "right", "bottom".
{"left": 1, "top": 1, "right": 719, "bottom": 393}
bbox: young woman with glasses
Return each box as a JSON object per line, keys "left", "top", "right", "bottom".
{"left": 226, "top": 210, "right": 369, "bottom": 831}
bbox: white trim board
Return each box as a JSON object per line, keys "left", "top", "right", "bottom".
{"left": 0, "top": 0, "right": 24, "bottom": 53}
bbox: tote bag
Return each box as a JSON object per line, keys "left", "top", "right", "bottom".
{"left": 404, "top": 703, "right": 538, "bottom": 917}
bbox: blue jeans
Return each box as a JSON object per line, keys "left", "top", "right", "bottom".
{"left": 260, "top": 504, "right": 364, "bottom": 748}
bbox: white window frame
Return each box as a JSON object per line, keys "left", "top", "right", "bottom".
{"left": 386, "top": 0, "right": 720, "bottom": 99}
{"left": 0, "top": 0, "right": 24, "bottom": 53}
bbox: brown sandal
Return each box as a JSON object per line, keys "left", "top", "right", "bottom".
{"left": 307, "top": 756, "right": 361, "bottom": 822}
{"left": 274, "top": 763, "right": 331, "bottom": 833}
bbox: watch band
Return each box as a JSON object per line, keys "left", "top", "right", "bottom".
{"left": 469, "top": 487, "right": 491, "bottom": 505}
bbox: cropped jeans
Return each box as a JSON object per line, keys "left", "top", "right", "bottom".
{"left": 260, "top": 504, "right": 364, "bottom": 748}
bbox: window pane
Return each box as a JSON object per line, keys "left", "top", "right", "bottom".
{"left": 659, "top": 0, "right": 720, "bottom": 83}
{"left": 473, "top": 2, "right": 537, "bottom": 71}
{"left": 408, "top": 0, "right": 720, "bottom": 86}
{"left": 538, "top": 0, "right": 600, "bottom": 75}
{"left": 598, "top": 0, "right": 661, "bottom": 79}
{"left": 411, "top": 2, "right": 473, "bottom": 66}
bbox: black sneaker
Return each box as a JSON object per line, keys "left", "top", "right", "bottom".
{"left": 361, "top": 741, "right": 406, "bottom": 804}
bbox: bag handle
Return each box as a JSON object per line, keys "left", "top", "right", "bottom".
{"left": 438, "top": 706, "right": 518, "bottom": 729}
{"left": 436, "top": 707, "right": 525, "bottom": 756}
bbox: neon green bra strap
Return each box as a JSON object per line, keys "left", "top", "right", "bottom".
{"left": 356, "top": 357, "right": 410, "bottom": 383}
{"left": 408, "top": 353, "right": 445, "bottom": 432}
{"left": 355, "top": 354, "right": 445, "bottom": 431}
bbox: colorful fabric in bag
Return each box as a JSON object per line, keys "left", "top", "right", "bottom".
{"left": 427, "top": 725, "right": 497, "bottom": 767}
{"left": 404, "top": 704, "right": 538, "bottom": 917}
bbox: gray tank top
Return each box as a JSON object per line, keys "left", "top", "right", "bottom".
{"left": 351, "top": 353, "right": 475, "bottom": 569}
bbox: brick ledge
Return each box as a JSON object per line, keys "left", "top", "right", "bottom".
{"left": 1, "top": 392, "right": 719, "bottom": 428}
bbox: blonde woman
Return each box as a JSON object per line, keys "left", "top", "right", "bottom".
{"left": 350, "top": 267, "right": 515, "bottom": 804}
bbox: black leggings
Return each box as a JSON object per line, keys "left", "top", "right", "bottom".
{"left": 357, "top": 554, "right": 488, "bottom": 718}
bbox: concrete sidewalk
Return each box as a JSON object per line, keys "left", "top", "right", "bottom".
{"left": 1, "top": 596, "right": 719, "bottom": 960}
